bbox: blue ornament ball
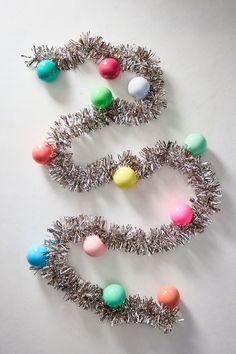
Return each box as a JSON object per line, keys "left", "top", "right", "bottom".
{"left": 26, "top": 244, "right": 48, "bottom": 268}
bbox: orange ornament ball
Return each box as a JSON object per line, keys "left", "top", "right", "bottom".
{"left": 157, "top": 285, "right": 180, "bottom": 309}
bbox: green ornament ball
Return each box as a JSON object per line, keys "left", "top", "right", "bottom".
{"left": 91, "top": 86, "right": 113, "bottom": 109}
{"left": 36, "top": 59, "right": 59, "bottom": 83}
{"left": 185, "top": 133, "right": 207, "bottom": 156}
{"left": 102, "top": 283, "right": 126, "bottom": 308}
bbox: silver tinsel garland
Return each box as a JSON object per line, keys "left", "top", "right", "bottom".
{"left": 24, "top": 33, "right": 221, "bottom": 331}
{"left": 22, "top": 33, "right": 166, "bottom": 126}
{"left": 32, "top": 227, "right": 180, "bottom": 332}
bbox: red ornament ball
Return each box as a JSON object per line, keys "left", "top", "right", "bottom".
{"left": 32, "top": 143, "right": 53, "bottom": 164}
{"left": 157, "top": 285, "right": 180, "bottom": 309}
{"left": 98, "top": 58, "right": 121, "bottom": 80}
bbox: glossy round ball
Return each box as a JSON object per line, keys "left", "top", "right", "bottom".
{"left": 113, "top": 166, "right": 137, "bottom": 189}
{"left": 36, "top": 59, "right": 59, "bottom": 83}
{"left": 102, "top": 284, "right": 126, "bottom": 308}
{"left": 128, "top": 76, "right": 150, "bottom": 99}
{"left": 91, "top": 86, "right": 113, "bottom": 109}
{"left": 157, "top": 285, "right": 180, "bottom": 309}
{"left": 98, "top": 58, "right": 121, "bottom": 80}
{"left": 26, "top": 244, "right": 48, "bottom": 268}
{"left": 185, "top": 133, "right": 207, "bottom": 156}
{"left": 32, "top": 143, "right": 53, "bottom": 164}
{"left": 170, "top": 203, "right": 193, "bottom": 226}
{"left": 83, "top": 235, "right": 107, "bottom": 257}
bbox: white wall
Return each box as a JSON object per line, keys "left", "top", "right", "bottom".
{"left": 0, "top": 1, "right": 236, "bottom": 353}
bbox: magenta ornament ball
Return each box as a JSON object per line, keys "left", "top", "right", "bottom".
{"left": 170, "top": 203, "right": 193, "bottom": 226}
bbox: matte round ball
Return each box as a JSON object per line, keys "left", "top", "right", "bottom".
{"left": 113, "top": 166, "right": 137, "bottom": 189}
{"left": 170, "top": 203, "right": 193, "bottom": 226}
{"left": 36, "top": 59, "right": 59, "bottom": 83}
{"left": 98, "top": 58, "right": 121, "bottom": 80}
{"left": 102, "top": 284, "right": 126, "bottom": 308}
{"left": 157, "top": 285, "right": 180, "bottom": 309}
{"left": 128, "top": 76, "right": 150, "bottom": 99}
{"left": 185, "top": 133, "right": 207, "bottom": 156}
{"left": 83, "top": 235, "right": 107, "bottom": 257}
{"left": 26, "top": 244, "right": 48, "bottom": 268}
{"left": 91, "top": 86, "right": 113, "bottom": 109}
{"left": 32, "top": 143, "right": 53, "bottom": 164}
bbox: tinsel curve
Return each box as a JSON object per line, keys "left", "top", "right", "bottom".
{"left": 32, "top": 230, "right": 181, "bottom": 332}
{"left": 22, "top": 33, "right": 166, "bottom": 126}
{"left": 46, "top": 120, "right": 221, "bottom": 215}
{"left": 44, "top": 138, "right": 221, "bottom": 253}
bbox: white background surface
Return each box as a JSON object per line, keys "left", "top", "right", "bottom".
{"left": 1, "top": 1, "right": 236, "bottom": 353}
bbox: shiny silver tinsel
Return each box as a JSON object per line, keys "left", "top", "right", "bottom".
{"left": 47, "top": 119, "right": 221, "bottom": 215}
{"left": 33, "top": 230, "right": 180, "bottom": 332}
{"left": 30, "top": 139, "right": 220, "bottom": 328}
{"left": 44, "top": 139, "right": 221, "bottom": 254}
{"left": 22, "top": 33, "right": 166, "bottom": 126}
{"left": 24, "top": 34, "right": 221, "bottom": 330}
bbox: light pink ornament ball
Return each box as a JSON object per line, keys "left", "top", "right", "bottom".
{"left": 170, "top": 203, "right": 193, "bottom": 226}
{"left": 83, "top": 235, "right": 107, "bottom": 257}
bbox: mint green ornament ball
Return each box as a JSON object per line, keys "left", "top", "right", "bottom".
{"left": 91, "top": 86, "right": 113, "bottom": 109}
{"left": 185, "top": 133, "right": 207, "bottom": 156}
{"left": 36, "top": 59, "right": 59, "bottom": 83}
{"left": 102, "top": 283, "right": 126, "bottom": 308}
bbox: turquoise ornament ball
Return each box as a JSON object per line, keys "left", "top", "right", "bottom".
{"left": 36, "top": 59, "right": 59, "bottom": 83}
{"left": 185, "top": 133, "right": 207, "bottom": 156}
{"left": 26, "top": 244, "right": 48, "bottom": 268}
{"left": 102, "top": 283, "right": 126, "bottom": 308}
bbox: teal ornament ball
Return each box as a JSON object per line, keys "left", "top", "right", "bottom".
{"left": 36, "top": 59, "right": 59, "bottom": 83}
{"left": 185, "top": 133, "right": 207, "bottom": 156}
{"left": 102, "top": 283, "right": 126, "bottom": 308}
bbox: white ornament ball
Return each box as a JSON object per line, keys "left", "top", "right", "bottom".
{"left": 128, "top": 77, "right": 150, "bottom": 99}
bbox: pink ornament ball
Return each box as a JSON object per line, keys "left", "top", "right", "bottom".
{"left": 98, "top": 58, "right": 121, "bottom": 80}
{"left": 170, "top": 203, "right": 193, "bottom": 226}
{"left": 83, "top": 235, "right": 107, "bottom": 257}
{"left": 32, "top": 143, "right": 53, "bottom": 164}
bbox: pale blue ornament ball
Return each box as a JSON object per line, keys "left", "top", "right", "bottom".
{"left": 128, "top": 77, "right": 150, "bottom": 99}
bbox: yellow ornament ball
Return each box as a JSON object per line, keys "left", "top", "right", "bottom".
{"left": 113, "top": 166, "right": 137, "bottom": 189}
